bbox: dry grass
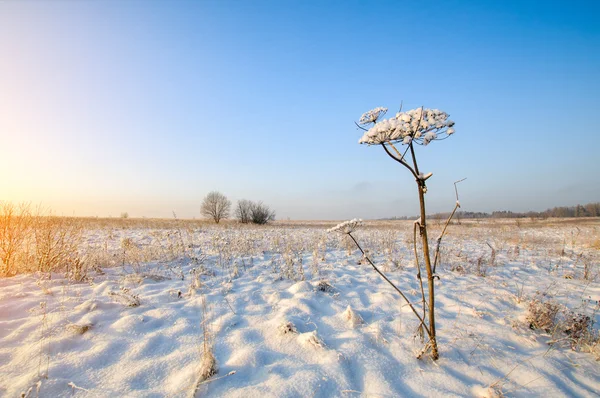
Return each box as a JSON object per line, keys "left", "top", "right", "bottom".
{"left": 527, "top": 299, "right": 561, "bottom": 332}
{"left": 526, "top": 295, "right": 600, "bottom": 358}
{"left": 66, "top": 323, "right": 93, "bottom": 335}
{"left": 1, "top": 202, "right": 598, "bottom": 286}
{"left": 189, "top": 294, "right": 218, "bottom": 397}
{"left": 107, "top": 288, "right": 141, "bottom": 307}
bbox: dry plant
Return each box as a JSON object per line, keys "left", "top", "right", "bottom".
{"left": 470, "top": 244, "right": 495, "bottom": 278}
{"left": 120, "top": 237, "right": 149, "bottom": 275}
{"left": 512, "top": 281, "right": 526, "bottom": 304}
{"left": 0, "top": 201, "right": 33, "bottom": 277}
{"left": 343, "top": 305, "right": 365, "bottom": 327}
{"left": 329, "top": 219, "right": 435, "bottom": 357}
{"left": 66, "top": 323, "right": 92, "bottom": 335}
{"left": 580, "top": 254, "right": 597, "bottom": 281}
{"left": 1, "top": 202, "right": 88, "bottom": 279}
{"left": 316, "top": 280, "right": 334, "bottom": 293}
{"left": 20, "top": 381, "right": 42, "bottom": 398}
{"left": 190, "top": 294, "right": 218, "bottom": 397}
{"left": 432, "top": 178, "right": 466, "bottom": 274}
{"left": 310, "top": 236, "right": 326, "bottom": 275}
{"left": 278, "top": 320, "right": 298, "bottom": 335}
{"left": 353, "top": 105, "right": 458, "bottom": 360}
{"left": 527, "top": 298, "right": 560, "bottom": 332}
{"left": 527, "top": 295, "right": 600, "bottom": 358}
{"left": 282, "top": 248, "right": 304, "bottom": 281}
{"left": 107, "top": 287, "right": 140, "bottom": 307}
{"left": 381, "top": 230, "right": 401, "bottom": 270}
{"left": 32, "top": 214, "right": 83, "bottom": 276}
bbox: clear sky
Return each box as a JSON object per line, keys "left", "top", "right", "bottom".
{"left": 1, "top": 0, "right": 599, "bottom": 219}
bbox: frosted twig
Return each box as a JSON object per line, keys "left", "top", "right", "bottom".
{"left": 432, "top": 178, "right": 466, "bottom": 274}
{"left": 190, "top": 370, "right": 236, "bottom": 397}
{"left": 68, "top": 382, "right": 90, "bottom": 392}
{"left": 345, "top": 232, "right": 432, "bottom": 339}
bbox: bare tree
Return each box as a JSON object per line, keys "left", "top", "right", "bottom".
{"left": 234, "top": 200, "right": 253, "bottom": 223}
{"left": 200, "top": 191, "right": 231, "bottom": 224}
{"left": 250, "top": 202, "right": 275, "bottom": 225}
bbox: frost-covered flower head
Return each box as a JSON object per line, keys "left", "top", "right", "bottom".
{"left": 327, "top": 219, "right": 363, "bottom": 234}
{"left": 358, "top": 107, "right": 455, "bottom": 146}
{"left": 358, "top": 107, "right": 388, "bottom": 125}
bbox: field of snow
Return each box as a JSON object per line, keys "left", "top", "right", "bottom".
{"left": 1, "top": 218, "right": 599, "bottom": 397}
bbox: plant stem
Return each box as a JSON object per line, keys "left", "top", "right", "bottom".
{"left": 410, "top": 142, "right": 439, "bottom": 360}
{"left": 347, "top": 233, "right": 432, "bottom": 337}
{"left": 416, "top": 183, "right": 439, "bottom": 360}
{"left": 413, "top": 222, "right": 427, "bottom": 341}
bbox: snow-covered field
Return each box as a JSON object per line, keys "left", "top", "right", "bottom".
{"left": 1, "top": 219, "right": 599, "bottom": 397}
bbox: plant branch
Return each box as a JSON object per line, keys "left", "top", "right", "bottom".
{"left": 454, "top": 178, "right": 466, "bottom": 201}
{"left": 433, "top": 178, "right": 466, "bottom": 274}
{"left": 387, "top": 141, "right": 411, "bottom": 164}
{"left": 347, "top": 232, "right": 432, "bottom": 337}
{"left": 381, "top": 144, "right": 418, "bottom": 179}
{"left": 409, "top": 107, "right": 424, "bottom": 177}
{"left": 354, "top": 121, "right": 368, "bottom": 132}
{"left": 409, "top": 142, "right": 420, "bottom": 177}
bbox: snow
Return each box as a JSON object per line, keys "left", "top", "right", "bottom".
{"left": 423, "top": 131, "right": 437, "bottom": 145}
{"left": 418, "top": 172, "right": 433, "bottom": 181}
{"left": 358, "top": 107, "right": 455, "bottom": 146}
{"left": 0, "top": 220, "right": 599, "bottom": 397}
{"left": 358, "top": 107, "right": 388, "bottom": 125}
{"left": 327, "top": 219, "right": 363, "bottom": 234}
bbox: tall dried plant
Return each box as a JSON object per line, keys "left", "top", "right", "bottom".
{"left": 351, "top": 105, "right": 458, "bottom": 360}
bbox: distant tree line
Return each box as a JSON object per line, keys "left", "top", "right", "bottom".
{"left": 385, "top": 202, "right": 600, "bottom": 220}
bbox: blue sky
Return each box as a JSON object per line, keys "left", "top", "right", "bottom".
{"left": 1, "top": 0, "right": 598, "bottom": 219}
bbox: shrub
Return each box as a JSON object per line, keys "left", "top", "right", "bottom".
{"left": 250, "top": 201, "right": 275, "bottom": 224}
{"left": 526, "top": 297, "right": 599, "bottom": 358}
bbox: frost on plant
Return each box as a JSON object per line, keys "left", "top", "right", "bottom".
{"left": 358, "top": 107, "right": 455, "bottom": 146}
{"left": 343, "top": 305, "right": 365, "bottom": 327}
{"left": 327, "top": 219, "right": 363, "bottom": 234}
{"left": 349, "top": 103, "right": 457, "bottom": 360}
{"left": 358, "top": 107, "right": 388, "bottom": 125}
